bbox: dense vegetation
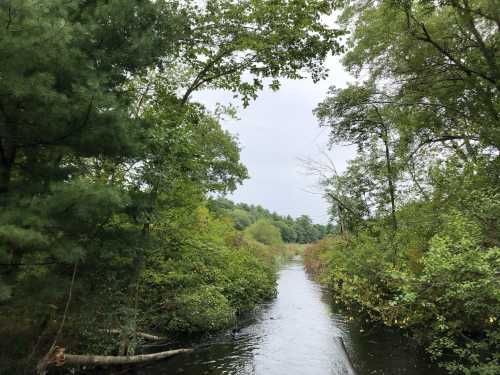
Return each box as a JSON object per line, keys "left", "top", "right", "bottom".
{"left": 305, "top": 0, "right": 499, "bottom": 374}
{"left": 1, "top": 0, "right": 498, "bottom": 374}
{"left": 208, "top": 198, "right": 332, "bottom": 243}
{"left": 0, "top": 0, "right": 338, "bottom": 373}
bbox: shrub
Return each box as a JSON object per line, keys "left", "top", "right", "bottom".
{"left": 402, "top": 214, "right": 500, "bottom": 374}
{"left": 167, "top": 286, "right": 235, "bottom": 333}
{"left": 305, "top": 211, "right": 500, "bottom": 375}
{"left": 245, "top": 219, "right": 283, "bottom": 246}
{"left": 139, "top": 208, "right": 283, "bottom": 335}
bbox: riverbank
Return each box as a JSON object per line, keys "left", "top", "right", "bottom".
{"left": 304, "top": 235, "right": 499, "bottom": 375}
{"left": 140, "top": 258, "right": 445, "bottom": 375}
{"left": 0, "top": 211, "right": 296, "bottom": 374}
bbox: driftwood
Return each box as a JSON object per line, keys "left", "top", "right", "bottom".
{"left": 48, "top": 346, "right": 192, "bottom": 367}
{"left": 100, "top": 328, "right": 166, "bottom": 341}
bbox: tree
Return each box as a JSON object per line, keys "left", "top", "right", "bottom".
{"left": 338, "top": 0, "right": 499, "bottom": 148}
{"left": 294, "top": 215, "right": 318, "bottom": 243}
{"left": 231, "top": 209, "right": 253, "bottom": 230}
{"left": 272, "top": 221, "right": 298, "bottom": 243}
{"left": 0, "top": 0, "right": 188, "bottom": 306}
{"left": 315, "top": 84, "right": 400, "bottom": 229}
{"left": 0, "top": 0, "right": 186, "bottom": 195}
{"left": 176, "top": 0, "right": 344, "bottom": 105}
{"left": 245, "top": 219, "right": 283, "bottom": 246}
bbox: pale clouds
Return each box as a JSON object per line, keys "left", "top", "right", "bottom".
{"left": 194, "top": 56, "right": 355, "bottom": 224}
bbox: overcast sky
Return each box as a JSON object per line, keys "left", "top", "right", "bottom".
{"left": 194, "top": 56, "right": 356, "bottom": 224}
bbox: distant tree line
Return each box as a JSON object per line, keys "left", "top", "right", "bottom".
{"left": 208, "top": 198, "right": 331, "bottom": 244}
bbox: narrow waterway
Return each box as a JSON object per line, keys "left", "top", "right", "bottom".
{"left": 145, "top": 259, "right": 445, "bottom": 375}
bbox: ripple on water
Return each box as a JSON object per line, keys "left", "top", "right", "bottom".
{"left": 142, "top": 260, "right": 445, "bottom": 375}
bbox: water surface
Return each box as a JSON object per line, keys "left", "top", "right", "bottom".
{"left": 144, "top": 260, "right": 444, "bottom": 375}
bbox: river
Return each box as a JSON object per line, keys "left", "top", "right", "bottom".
{"left": 143, "top": 259, "right": 445, "bottom": 375}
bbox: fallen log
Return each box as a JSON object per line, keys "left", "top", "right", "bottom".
{"left": 134, "top": 332, "right": 166, "bottom": 341}
{"left": 100, "top": 329, "right": 166, "bottom": 341}
{"left": 46, "top": 346, "right": 193, "bottom": 368}
{"left": 63, "top": 348, "right": 193, "bottom": 365}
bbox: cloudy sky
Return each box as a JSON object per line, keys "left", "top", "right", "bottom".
{"left": 195, "top": 56, "right": 356, "bottom": 224}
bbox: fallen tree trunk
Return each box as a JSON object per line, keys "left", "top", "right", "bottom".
{"left": 43, "top": 346, "right": 193, "bottom": 370}
{"left": 63, "top": 348, "right": 193, "bottom": 365}
{"left": 100, "top": 328, "right": 166, "bottom": 341}
{"left": 135, "top": 332, "right": 165, "bottom": 341}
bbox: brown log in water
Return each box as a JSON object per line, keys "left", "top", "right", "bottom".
{"left": 62, "top": 348, "right": 193, "bottom": 366}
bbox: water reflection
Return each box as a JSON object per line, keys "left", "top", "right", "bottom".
{"left": 143, "top": 260, "right": 444, "bottom": 375}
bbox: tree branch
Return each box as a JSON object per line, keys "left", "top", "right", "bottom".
{"left": 36, "top": 262, "right": 78, "bottom": 375}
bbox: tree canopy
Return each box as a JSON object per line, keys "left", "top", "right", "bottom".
{"left": 308, "top": 1, "right": 499, "bottom": 374}
{"left": 208, "top": 197, "right": 329, "bottom": 243}
{"left": 0, "top": 1, "right": 341, "bottom": 373}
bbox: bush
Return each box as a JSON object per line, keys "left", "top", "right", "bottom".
{"left": 402, "top": 214, "right": 500, "bottom": 374}
{"left": 139, "top": 208, "right": 284, "bottom": 335}
{"left": 167, "top": 286, "right": 235, "bottom": 333}
{"left": 305, "top": 211, "right": 500, "bottom": 375}
{"left": 230, "top": 208, "right": 253, "bottom": 230}
{"left": 245, "top": 219, "right": 283, "bottom": 246}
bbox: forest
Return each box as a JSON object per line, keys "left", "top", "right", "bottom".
{"left": 305, "top": 0, "right": 499, "bottom": 373}
{"left": 0, "top": 0, "right": 337, "bottom": 373}
{"left": 208, "top": 198, "right": 331, "bottom": 243}
{"left": 0, "top": 0, "right": 498, "bottom": 374}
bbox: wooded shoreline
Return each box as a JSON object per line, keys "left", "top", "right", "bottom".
{"left": 1, "top": 0, "right": 498, "bottom": 374}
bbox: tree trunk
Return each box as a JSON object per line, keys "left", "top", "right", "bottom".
{"left": 0, "top": 139, "right": 16, "bottom": 196}
{"left": 0, "top": 163, "right": 11, "bottom": 194}
{"left": 38, "top": 347, "right": 192, "bottom": 373}
{"left": 337, "top": 203, "right": 345, "bottom": 235}
{"left": 101, "top": 329, "right": 166, "bottom": 341}
{"left": 382, "top": 131, "right": 397, "bottom": 230}
{"left": 63, "top": 348, "right": 193, "bottom": 365}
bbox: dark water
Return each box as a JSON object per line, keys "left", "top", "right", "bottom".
{"left": 144, "top": 259, "right": 445, "bottom": 375}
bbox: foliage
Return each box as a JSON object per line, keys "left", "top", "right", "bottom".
{"left": 272, "top": 220, "right": 298, "bottom": 243}
{"left": 167, "top": 286, "right": 235, "bottom": 333}
{"left": 137, "top": 208, "right": 282, "bottom": 335}
{"left": 209, "top": 197, "right": 328, "bottom": 243}
{"left": 306, "top": 207, "right": 500, "bottom": 374}
{"left": 411, "top": 215, "right": 500, "bottom": 374}
{"left": 309, "top": 0, "right": 500, "bottom": 373}
{"left": 176, "top": 0, "right": 344, "bottom": 105}
{"left": 230, "top": 208, "right": 253, "bottom": 230}
{"left": 339, "top": 0, "right": 499, "bottom": 147}
{"left": 245, "top": 219, "right": 283, "bottom": 246}
{"left": 0, "top": 0, "right": 341, "bottom": 372}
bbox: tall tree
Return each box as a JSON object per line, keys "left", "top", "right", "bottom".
{"left": 0, "top": 0, "right": 187, "bottom": 196}
{"left": 315, "top": 84, "right": 400, "bottom": 229}
{"left": 338, "top": 0, "right": 499, "bottom": 149}
{"left": 0, "top": 0, "right": 345, "bottom": 370}
{"left": 175, "top": 0, "right": 344, "bottom": 105}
